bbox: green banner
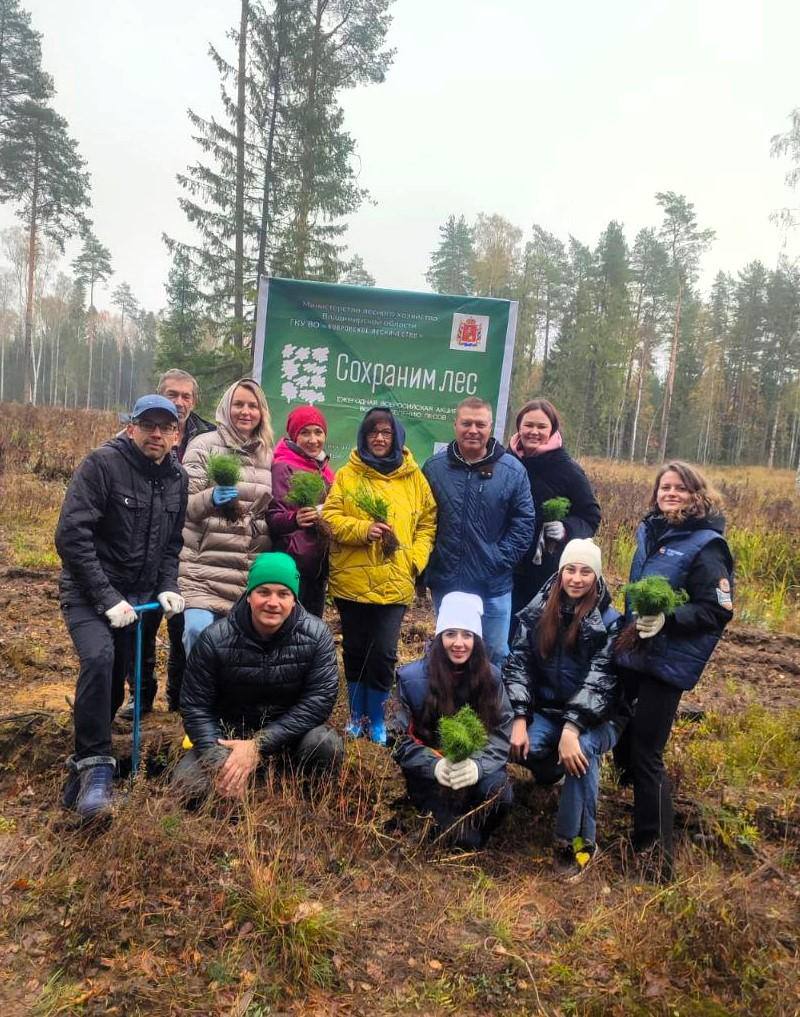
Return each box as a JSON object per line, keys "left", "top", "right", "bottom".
{"left": 253, "top": 276, "right": 517, "bottom": 467}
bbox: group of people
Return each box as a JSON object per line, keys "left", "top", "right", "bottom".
{"left": 54, "top": 368, "right": 733, "bottom": 882}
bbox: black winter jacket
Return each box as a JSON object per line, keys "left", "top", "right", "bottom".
{"left": 512, "top": 447, "right": 601, "bottom": 607}
{"left": 503, "top": 576, "right": 626, "bottom": 732}
{"left": 180, "top": 596, "right": 339, "bottom": 755}
{"left": 55, "top": 436, "right": 188, "bottom": 614}
{"left": 177, "top": 411, "right": 215, "bottom": 462}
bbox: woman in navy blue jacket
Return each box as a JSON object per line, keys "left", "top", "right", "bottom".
{"left": 615, "top": 461, "right": 733, "bottom": 880}
{"left": 504, "top": 539, "right": 625, "bottom": 879}
{"left": 388, "top": 592, "right": 513, "bottom": 850}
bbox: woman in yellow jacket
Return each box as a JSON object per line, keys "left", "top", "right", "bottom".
{"left": 323, "top": 406, "right": 437, "bottom": 744}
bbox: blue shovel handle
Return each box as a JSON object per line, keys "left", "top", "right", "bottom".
{"left": 131, "top": 602, "right": 162, "bottom": 777}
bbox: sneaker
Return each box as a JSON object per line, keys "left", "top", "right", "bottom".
{"left": 116, "top": 698, "right": 154, "bottom": 723}
{"left": 552, "top": 838, "right": 597, "bottom": 881}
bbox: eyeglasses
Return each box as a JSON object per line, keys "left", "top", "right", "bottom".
{"left": 134, "top": 420, "right": 178, "bottom": 434}
{"left": 368, "top": 429, "right": 393, "bottom": 439}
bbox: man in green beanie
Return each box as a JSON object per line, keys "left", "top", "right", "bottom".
{"left": 175, "top": 552, "right": 343, "bottom": 801}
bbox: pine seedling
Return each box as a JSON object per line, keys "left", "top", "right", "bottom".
{"left": 206, "top": 451, "right": 243, "bottom": 522}
{"left": 623, "top": 575, "right": 689, "bottom": 616}
{"left": 542, "top": 496, "right": 571, "bottom": 522}
{"left": 286, "top": 471, "right": 325, "bottom": 508}
{"left": 351, "top": 483, "right": 399, "bottom": 557}
{"left": 616, "top": 575, "right": 689, "bottom": 651}
{"left": 438, "top": 705, "right": 488, "bottom": 763}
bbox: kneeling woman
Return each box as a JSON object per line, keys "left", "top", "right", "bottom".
{"left": 389, "top": 592, "right": 513, "bottom": 850}
{"left": 505, "top": 539, "right": 625, "bottom": 878}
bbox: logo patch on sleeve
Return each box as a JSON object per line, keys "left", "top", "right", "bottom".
{"left": 716, "top": 578, "right": 733, "bottom": 609}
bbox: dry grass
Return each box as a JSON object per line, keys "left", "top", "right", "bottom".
{"left": 1, "top": 404, "right": 800, "bottom": 1015}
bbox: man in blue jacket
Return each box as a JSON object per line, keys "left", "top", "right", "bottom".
{"left": 423, "top": 397, "right": 535, "bottom": 666}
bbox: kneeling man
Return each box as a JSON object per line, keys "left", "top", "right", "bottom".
{"left": 176, "top": 552, "right": 343, "bottom": 800}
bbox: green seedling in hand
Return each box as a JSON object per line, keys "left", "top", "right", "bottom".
{"left": 207, "top": 451, "right": 243, "bottom": 522}
{"left": 351, "top": 483, "right": 399, "bottom": 557}
{"left": 438, "top": 705, "right": 488, "bottom": 763}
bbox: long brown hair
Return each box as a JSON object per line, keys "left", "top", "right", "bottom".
{"left": 649, "top": 460, "right": 723, "bottom": 522}
{"left": 537, "top": 575, "right": 599, "bottom": 659}
{"left": 416, "top": 634, "right": 501, "bottom": 746}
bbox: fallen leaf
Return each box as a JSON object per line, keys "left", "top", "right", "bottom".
{"left": 228, "top": 988, "right": 255, "bottom": 1017}
{"left": 428, "top": 959, "right": 442, "bottom": 971}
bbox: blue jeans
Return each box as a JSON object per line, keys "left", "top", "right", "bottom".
{"left": 431, "top": 589, "right": 512, "bottom": 669}
{"left": 182, "top": 608, "right": 221, "bottom": 657}
{"left": 526, "top": 712, "right": 619, "bottom": 844}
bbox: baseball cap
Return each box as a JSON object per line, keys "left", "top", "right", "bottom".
{"left": 129, "top": 394, "right": 180, "bottom": 421}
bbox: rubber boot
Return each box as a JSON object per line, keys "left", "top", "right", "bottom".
{"left": 365, "top": 686, "right": 390, "bottom": 746}
{"left": 72, "top": 755, "right": 116, "bottom": 822}
{"left": 345, "top": 682, "right": 366, "bottom": 738}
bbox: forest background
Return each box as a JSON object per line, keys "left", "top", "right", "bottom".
{"left": 2, "top": 0, "right": 800, "bottom": 469}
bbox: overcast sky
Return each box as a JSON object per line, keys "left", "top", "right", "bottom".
{"left": 8, "top": 0, "right": 800, "bottom": 313}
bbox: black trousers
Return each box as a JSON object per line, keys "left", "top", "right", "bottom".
{"left": 172, "top": 725, "right": 344, "bottom": 801}
{"left": 404, "top": 770, "right": 512, "bottom": 845}
{"left": 614, "top": 670, "right": 683, "bottom": 859}
{"left": 62, "top": 592, "right": 148, "bottom": 759}
{"left": 299, "top": 574, "right": 328, "bottom": 619}
{"left": 334, "top": 599, "right": 406, "bottom": 693}
{"left": 126, "top": 607, "right": 185, "bottom": 709}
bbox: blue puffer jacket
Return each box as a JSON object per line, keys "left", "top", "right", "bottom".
{"left": 616, "top": 513, "right": 733, "bottom": 691}
{"left": 388, "top": 656, "right": 513, "bottom": 780}
{"left": 503, "top": 576, "right": 625, "bottom": 732}
{"left": 422, "top": 439, "right": 535, "bottom": 598}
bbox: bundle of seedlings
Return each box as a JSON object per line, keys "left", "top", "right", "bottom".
{"left": 438, "top": 705, "right": 488, "bottom": 762}
{"left": 206, "top": 451, "right": 244, "bottom": 522}
{"left": 351, "top": 484, "right": 399, "bottom": 557}
{"left": 533, "top": 496, "right": 572, "bottom": 562}
{"left": 285, "top": 470, "right": 331, "bottom": 546}
{"left": 616, "top": 575, "right": 689, "bottom": 652}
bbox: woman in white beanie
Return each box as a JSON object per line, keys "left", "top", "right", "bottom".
{"left": 503, "top": 538, "right": 627, "bottom": 879}
{"left": 388, "top": 592, "right": 514, "bottom": 850}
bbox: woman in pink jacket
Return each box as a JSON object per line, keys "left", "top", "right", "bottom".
{"left": 267, "top": 406, "right": 335, "bottom": 617}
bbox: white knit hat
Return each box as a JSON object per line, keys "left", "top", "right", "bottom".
{"left": 435, "top": 592, "right": 483, "bottom": 638}
{"left": 558, "top": 538, "right": 602, "bottom": 577}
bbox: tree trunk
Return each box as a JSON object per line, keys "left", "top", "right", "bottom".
{"left": 233, "top": 0, "right": 249, "bottom": 349}
{"left": 768, "top": 400, "right": 780, "bottom": 469}
{"left": 658, "top": 278, "right": 683, "bottom": 462}
{"left": 23, "top": 140, "right": 40, "bottom": 404}
{"left": 292, "top": 0, "right": 324, "bottom": 279}
{"left": 255, "top": 0, "right": 285, "bottom": 302}
{"left": 630, "top": 329, "right": 651, "bottom": 462}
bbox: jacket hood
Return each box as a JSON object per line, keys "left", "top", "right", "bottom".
{"left": 644, "top": 510, "right": 726, "bottom": 537}
{"left": 106, "top": 434, "right": 182, "bottom": 480}
{"left": 447, "top": 436, "right": 506, "bottom": 468}
{"left": 347, "top": 444, "right": 420, "bottom": 479}
{"left": 273, "top": 437, "right": 334, "bottom": 483}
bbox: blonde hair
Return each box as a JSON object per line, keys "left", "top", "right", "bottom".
{"left": 649, "top": 460, "right": 723, "bottom": 520}
{"left": 216, "top": 378, "right": 274, "bottom": 451}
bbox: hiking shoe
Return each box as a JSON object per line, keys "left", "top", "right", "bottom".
{"left": 633, "top": 841, "right": 674, "bottom": 884}
{"left": 116, "top": 698, "right": 154, "bottom": 723}
{"left": 553, "top": 839, "right": 597, "bottom": 881}
{"left": 68, "top": 756, "right": 116, "bottom": 824}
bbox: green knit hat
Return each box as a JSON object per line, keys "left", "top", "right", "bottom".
{"left": 246, "top": 552, "right": 300, "bottom": 597}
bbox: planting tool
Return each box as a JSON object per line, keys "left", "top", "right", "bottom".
{"left": 132, "top": 601, "right": 161, "bottom": 776}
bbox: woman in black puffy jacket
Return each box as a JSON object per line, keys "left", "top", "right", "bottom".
{"left": 504, "top": 539, "right": 625, "bottom": 879}
{"left": 509, "top": 399, "right": 601, "bottom": 623}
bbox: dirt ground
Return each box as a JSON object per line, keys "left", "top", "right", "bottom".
{"left": 1, "top": 557, "right": 799, "bottom": 1016}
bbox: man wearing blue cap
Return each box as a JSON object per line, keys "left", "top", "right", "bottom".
{"left": 55, "top": 394, "right": 189, "bottom": 824}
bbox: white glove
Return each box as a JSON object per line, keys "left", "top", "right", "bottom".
{"left": 434, "top": 757, "right": 452, "bottom": 787}
{"left": 105, "top": 600, "right": 137, "bottom": 628}
{"left": 636, "top": 613, "right": 666, "bottom": 639}
{"left": 449, "top": 758, "right": 480, "bottom": 789}
{"left": 543, "top": 520, "right": 566, "bottom": 541}
{"left": 158, "top": 591, "right": 186, "bottom": 618}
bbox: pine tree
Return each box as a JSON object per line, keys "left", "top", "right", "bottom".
{"left": 340, "top": 254, "right": 375, "bottom": 287}
{"left": 654, "top": 191, "right": 714, "bottom": 461}
{"left": 425, "top": 214, "right": 475, "bottom": 294}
